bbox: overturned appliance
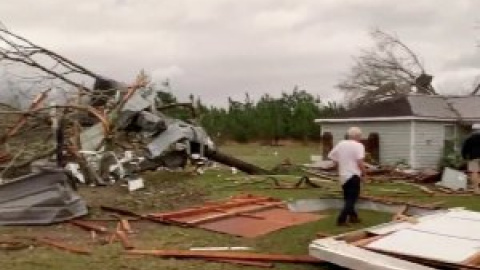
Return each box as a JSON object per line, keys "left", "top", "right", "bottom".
{"left": 0, "top": 168, "right": 87, "bottom": 225}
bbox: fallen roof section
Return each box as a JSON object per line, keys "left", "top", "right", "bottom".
{"left": 309, "top": 207, "right": 480, "bottom": 269}
{"left": 0, "top": 168, "right": 87, "bottom": 225}
{"left": 310, "top": 238, "right": 435, "bottom": 270}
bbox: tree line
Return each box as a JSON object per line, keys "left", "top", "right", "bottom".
{"left": 156, "top": 86, "right": 344, "bottom": 144}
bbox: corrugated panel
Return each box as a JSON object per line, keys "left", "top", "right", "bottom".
{"left": 321, "top": 122, "right": 411, "bottom": 166}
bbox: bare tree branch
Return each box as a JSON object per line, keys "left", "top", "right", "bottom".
{"left": 0, "top": 27, "right": 103, "bottom": 93}
{"left": 338, "top": 28, "right": 436, "bottom": 107}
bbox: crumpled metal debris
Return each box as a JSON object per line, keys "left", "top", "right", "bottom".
{"left": 0, "top": 168, "right": 87, "bottom": 225}
{"left": 71, "top": 79, "right": 215, "bottom": 186}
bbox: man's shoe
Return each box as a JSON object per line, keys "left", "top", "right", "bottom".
{"left": 336, "top": 222, "right": 349, "bottom": 227}
{"left": 349, "top": 217, "right": 362, "bottom": 224}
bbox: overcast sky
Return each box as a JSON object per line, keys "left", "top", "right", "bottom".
{"left": 1, "top": 0, "right": 479, "bottom": 106}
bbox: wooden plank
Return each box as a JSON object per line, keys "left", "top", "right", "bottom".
{"left": 120, "top": 219, "right": 133, "bottom": 234}
{"left": 69, "top": 219, "right": 108, "bottom": 234}
{"left": 100, "top": 205, "right": 169, "bottom": 225}
{"left": 115, "top": 231, "right": 134, "bottom": 250}
{"left": 149, "top": 197, "right": 277, "bottom": 219}
{"left": 352, "top": 235, "right": 385, "bottom": 247}
{"left": 127, "top": 249, "right": 323, "bottom": 264}
{"left": 205, "top": 258, "right": 273, "bottom": 268}
{"left": 36, "top": 237, "right": 91, "bottom": 255}
{"left": 335, "top": 231, "right": 369, "bottom": 243}
{"left": 186, "top": 203, "right": 283, "bottom": 225}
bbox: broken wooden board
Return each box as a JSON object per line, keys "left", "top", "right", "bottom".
{"left": 36, "top": 237, "right": 91, "bottom": 255}
{"left": 127, "top": 249, "right": 323, "bottom": 264}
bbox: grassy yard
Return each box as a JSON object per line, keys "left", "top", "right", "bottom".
{"left": 0, "top": 143, "right": 479, "bottom": 269}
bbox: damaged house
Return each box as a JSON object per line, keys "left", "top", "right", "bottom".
{"left": 315, "top": 94, "right": 480, "bottom": 169}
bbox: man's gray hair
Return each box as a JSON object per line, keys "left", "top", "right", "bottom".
{"left": 347, "top": 126, "right": 362, "bottom": 139}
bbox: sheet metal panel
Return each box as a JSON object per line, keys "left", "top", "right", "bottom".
{"left": 0, "top": 169, "right": 87, "bottom": 225}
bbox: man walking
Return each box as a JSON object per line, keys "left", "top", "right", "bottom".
{"left": 328, "top": 127, "right": 366, "bottom": 226}
{"left": 461, "top": 124, "right": 480, "bottom": 194}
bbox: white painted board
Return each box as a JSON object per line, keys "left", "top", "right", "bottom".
{"left": 366, "top": 229, "right": 480, "bottom": 263}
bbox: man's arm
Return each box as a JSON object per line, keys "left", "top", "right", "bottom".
{"left": 356, "top": 143, "right": 367, "bottom": 179}
{"left": 328, "top": 145, "right": 338, "bottom": 161}
{"left": 357, "top": 159, "right": 367, "bottom": 178}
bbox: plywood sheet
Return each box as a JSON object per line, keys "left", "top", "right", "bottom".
{"left": 149, "top": 195, "right": 323, "bottom": 238}
{"left": 200, "top": 209, "right": 322, "bottom": 238}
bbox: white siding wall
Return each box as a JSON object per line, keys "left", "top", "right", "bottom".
{"left": 321, "top": 121, "right": 411, "bottom": 166}
{"left": 413, "top": 121, "right": 457, "bottom": 168}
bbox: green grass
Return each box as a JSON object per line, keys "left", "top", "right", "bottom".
{"left": 1, "top": 143, "right": 480, "bottom": 269}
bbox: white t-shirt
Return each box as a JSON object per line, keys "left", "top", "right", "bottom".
{"left": 327, "top": 139, "right": 365, "bottom": 185}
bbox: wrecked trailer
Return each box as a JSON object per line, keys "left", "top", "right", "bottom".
{"left": 75, "top": 77, "right": 268, "bottom": 184}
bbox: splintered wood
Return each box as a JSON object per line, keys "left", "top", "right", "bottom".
{"left": 36, "top": 237, "right": 91, "bottom": 255}
{"left": 127, "top": 249, "right": 323, "bottom": 264}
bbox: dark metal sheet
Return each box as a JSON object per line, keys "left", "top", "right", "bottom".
{"left": 0, "top": 168, "right": 87, "bottom": 225}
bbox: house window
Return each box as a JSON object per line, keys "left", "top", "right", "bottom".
{"left": 444, "top": 124, "right": 456, "bottom": 154}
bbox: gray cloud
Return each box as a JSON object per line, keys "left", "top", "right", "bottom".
{"left": 0, "top": 0, "right": 479, "bottom": 106}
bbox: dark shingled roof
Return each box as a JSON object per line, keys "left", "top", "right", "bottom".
{"left": 332, "top": 94, "right": 480, "bottom": 121}
{"left": 335, "top": 96, "right": 412, "bottom": 118}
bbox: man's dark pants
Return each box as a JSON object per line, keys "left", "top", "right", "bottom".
{"left": 337, "top": 175, "right": 361, "bottom": 224}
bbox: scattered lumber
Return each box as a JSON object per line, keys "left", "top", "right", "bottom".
{"left": 115, "top": 230, "right": 134, "bottom": 250}
{"left": 126, "top": 249, "right": 324, "bottom": 264}
{"left": 120, "top": 219, "right": 133, "bottom": 234}
{"left": 36, "top": 237, "right": 91, "bottom": 255}
{"left": 205, "top": 258, "right": 273, "bottom": 268}
{"left": 69, "top": 219, "right": 108, "bottom": 234}
{"left": 100, "top": 205, "right": 169, "bottom": 224}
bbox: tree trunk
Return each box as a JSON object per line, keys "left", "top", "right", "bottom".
{"left": 205, "top": 149, "right": 269, "bottom": 175}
